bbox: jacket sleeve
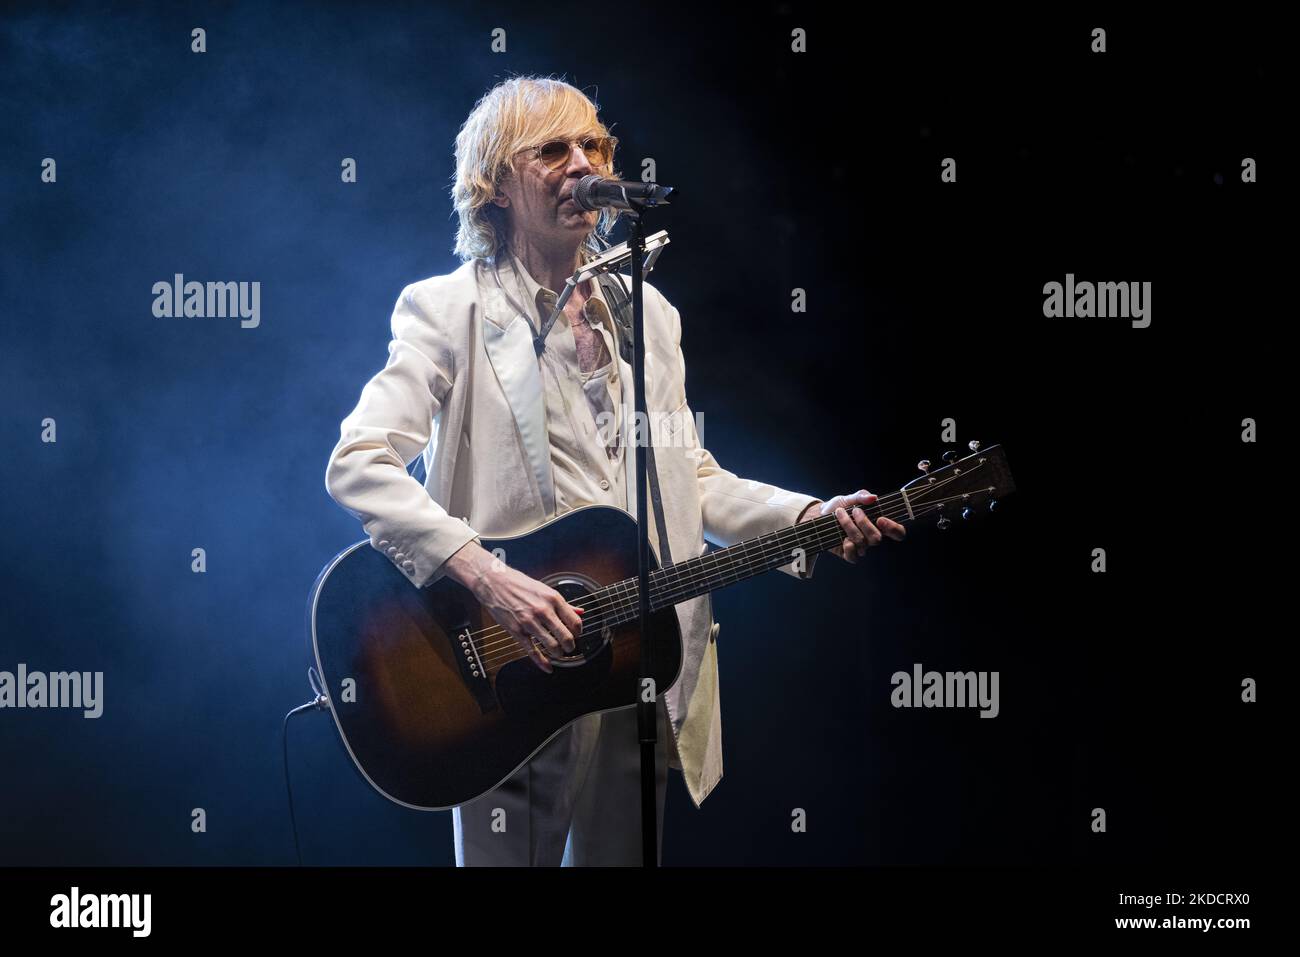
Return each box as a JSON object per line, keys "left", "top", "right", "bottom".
{"left": 660, "top": 289, "right": 823, "bottom": 581}
{"left": 324, "top": 282, "right": 480, "bottom": 588}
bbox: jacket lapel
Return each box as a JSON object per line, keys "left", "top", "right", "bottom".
{"left": 478, "top": 260, "right": 556, "bottom": 518}
{"left": 611, "top": 320, "right": 639, "bottom": 520}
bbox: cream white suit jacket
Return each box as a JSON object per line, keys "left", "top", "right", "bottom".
{"left": 324, "top": 256, "right": 821, "bottom": 807}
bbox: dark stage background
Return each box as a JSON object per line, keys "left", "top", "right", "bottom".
{"left": 0, "top": 2, "right": 1278, "bottom": 870}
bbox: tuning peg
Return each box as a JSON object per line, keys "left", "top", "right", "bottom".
{"left": 968, "top": 439, "right": 981, "bottom": 452}
{"left": 961, "top": 507, "right": 973, "bottom": 520}
{"left": 942, "top": 450, "right": 959, "bottom": 465}
{"left": 917, "top": 459, "right": 931, "bottom": 474}
{"left": 988, "top": 500, "right": 999, "bottom": 512}
{"left": 936, "top": 516, "right": 951, "bottom": 530}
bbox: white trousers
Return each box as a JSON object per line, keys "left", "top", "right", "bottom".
{"left": 452, "top": 699, "right": 671, "bottom": 866}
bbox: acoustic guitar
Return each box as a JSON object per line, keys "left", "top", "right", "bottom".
{"left": 307, "top": 443, "right": 1015, "bottom": 810}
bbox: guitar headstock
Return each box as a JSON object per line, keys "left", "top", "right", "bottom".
{"left": 899, "top": 442, "right": 1015, "bottom": 529}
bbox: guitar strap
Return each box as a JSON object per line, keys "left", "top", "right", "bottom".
{"left": 596, "top": 270, "right": 674, "bottom": 568}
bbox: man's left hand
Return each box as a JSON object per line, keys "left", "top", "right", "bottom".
{"left": 797, "top": 490, "right": 906, "bottom": 563}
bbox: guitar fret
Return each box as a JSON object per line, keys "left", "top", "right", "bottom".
{"left": 602, "top": 503, "right": 910, "bottom": 622}
{"left": 636, "top": 515, "right": 842, "bottom": 612}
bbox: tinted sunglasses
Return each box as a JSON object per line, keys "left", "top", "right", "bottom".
{"left": 519, "top": 135, "right": 618, "bottom": 171}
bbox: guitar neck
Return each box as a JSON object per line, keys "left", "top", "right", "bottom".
{"left": 596, "top": 444, "right": 1012, "bottom": 624}
{"left": 647, "top": 511, "right": 851, "bottom": 612}
{"left": 598, "top": 502, "right": 900, "bottom": 626}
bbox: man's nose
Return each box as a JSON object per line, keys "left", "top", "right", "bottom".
{"left": 564, "top": 143, "right": 594, "bottom": 174}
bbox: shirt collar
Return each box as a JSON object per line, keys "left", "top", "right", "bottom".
{"left": 506, "top": 247, "right": 612, "bottom": 332}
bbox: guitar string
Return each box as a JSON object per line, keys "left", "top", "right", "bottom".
{"left": 469, "top": 497, "right": 910, "bottom": 659}
{"left": 461, "top": 466, "right": 981, "bottom": 656}
{"left": 468, "top": 492, "right": 985, "bottom": 669}
{"left": 472, "top": 494, "right": 977, "bottom": 671}
{"left": 464, "top": 477, "right": 982, "bottom": 663}
{"left": 467, "top": 477, "right": 981, "bottom": 665}
{"left": 459, "top": 467, "right": 975, "bottom": 652}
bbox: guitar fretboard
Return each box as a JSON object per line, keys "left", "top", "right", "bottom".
{"left": 597, "top": 506, "right": 878, "bottom": 626}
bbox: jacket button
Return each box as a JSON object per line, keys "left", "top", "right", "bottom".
{"left": 599, "top": 479, "right": 610, "bottom": 491}
{"left": 386, "top": 546, "right": 398, "bottom": 557}
{"left": 393, "top": 552, "right": 406, "bottom": 563}
{"left": 378, "top": 540, "right": 391, "bottom": 549}
{"left": 402, "top": 561, "right": 415, "bottom": 572}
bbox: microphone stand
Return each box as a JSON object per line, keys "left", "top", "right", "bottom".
{"left": 627, "top": 206, "right": 658, "bottom": 869}
{"left": 542, "top": 186, "right": 671, "bottom": 867}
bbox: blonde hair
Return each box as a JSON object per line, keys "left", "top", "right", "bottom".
{"left": 451, "top": 74, "right": 623, "bottom": 263}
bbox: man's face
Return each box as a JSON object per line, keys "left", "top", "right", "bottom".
{"left": 494, "top": 130, "right": 603, "bottom": 246}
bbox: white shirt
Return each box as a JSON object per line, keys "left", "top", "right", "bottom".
{"left": 499, "top": 249, "right": 627, "bottom": 517}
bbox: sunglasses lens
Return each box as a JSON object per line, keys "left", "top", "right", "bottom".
{"left": 537, "top": 138, "right": 614, "bottom": 169}
{"left": 538, "top": 141, "right": 571, "bottom": 168}
{"left": 582, "top": 138, "right": 613, "bottom": 166}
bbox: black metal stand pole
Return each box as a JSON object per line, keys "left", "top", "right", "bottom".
{"left": 627, "top": 210, "right": 659, "bottom": 869}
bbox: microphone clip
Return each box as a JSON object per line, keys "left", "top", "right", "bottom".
{"left": 533, "top": 231, "right": 671, "bottom": 356}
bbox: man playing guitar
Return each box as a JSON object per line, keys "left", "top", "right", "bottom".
{"left": 324, "top": 74, "right": 904, "bottom": 866}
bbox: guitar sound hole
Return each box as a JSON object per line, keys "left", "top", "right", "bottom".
{"left": 547, "top": 576, "right": 614, "bottom": 665}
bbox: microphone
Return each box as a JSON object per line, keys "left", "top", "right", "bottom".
{"left": 572, "top": 175, "right": 673, "bottom": 211}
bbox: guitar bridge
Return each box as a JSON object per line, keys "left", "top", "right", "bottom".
{"left": 453, "top": 625, "right": 498, "bottom": 715}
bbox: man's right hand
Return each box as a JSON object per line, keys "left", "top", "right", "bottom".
{"left": 443, "top": 540, "right": 583, "bottom": 674}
